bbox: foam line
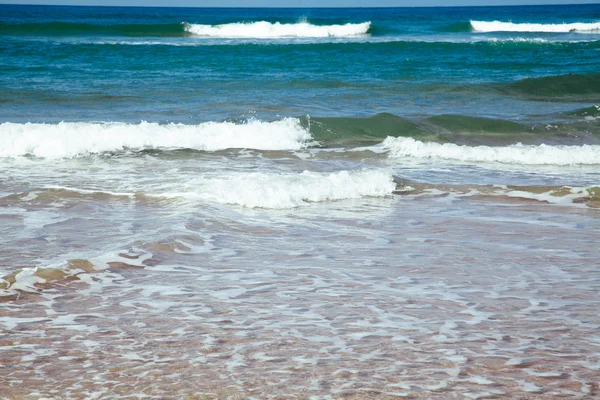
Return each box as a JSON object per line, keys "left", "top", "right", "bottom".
{"left": 171, "top": 169, "right": 395, "bottom": 208}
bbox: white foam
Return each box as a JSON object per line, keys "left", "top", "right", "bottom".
{"left": 520, "top": 381, "right": 543, "bottom": 393}
{"left": 486, "top": 37, "right": 550, "bottom": 44}
{"left": 10, "top": 268, "right": 46, "bottom": 292}
{"left": 43, "top": 185, "right": 135, "bottom": 198}
{"left": 0, "top": 118, "right": 311, "bottom": 159}
{"left": 471, "top": 20, "right": 600, "bottom": 33}
{"left": 468, "top": 376, "right": 496, "bottom": 385}
{"left": 382, "top": 137, "right": 600, "bottom": 165}
{"left": 501, "top": 186, "right": 598, "bottom": 207}
{"left": 170, "top": 169, "right": 395, "bottom": 208}
{"left": 183, "top": 20, "right": 370, "bottom": 38}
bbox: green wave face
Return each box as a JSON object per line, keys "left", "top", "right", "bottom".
{"left": 301, "top": 112, "right": 600, "bottom": 147}
{"left": 426, "top": 115, "right": 527, "bottom": 133}
{"left": 0, "top": 21, "right": 187, "bottom": 37}
{"left": 300, "top": 113, "right": 432, "bottom": 146}
{"left": 424, "top": 115, "right": 535, "bottom": 144}
{"left": 565, "top": 105, "right": 600, "bottom": 118}
{"left": 501, "top": 73, "right": 600, "bottom": 102}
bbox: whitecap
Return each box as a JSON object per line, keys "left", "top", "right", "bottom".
{"left": 183, "top": 20, "right": 370, "bottom": 38}
{"left": 471, "top": 20, "right": 600, "bottom": 33}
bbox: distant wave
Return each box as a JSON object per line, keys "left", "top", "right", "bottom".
{"left": 172, "top": 169, "right": 395, "bottom": 208}
{"left": 0, "top": 119, "right": 312, "bottom": 159}
{"left": 471, "top": 20, "right": 600, "bottom": 33}
{"left": 0, "top": 20, "right": 370, "bottom": 39}
{"left": 382, "top": 137, "right": 600, "bottom": 165}
{"left": 183, "top": 21, "right": 371, "bottom": 38}
{"left": 0, "top": 21, "right": 186, "bottom": 37}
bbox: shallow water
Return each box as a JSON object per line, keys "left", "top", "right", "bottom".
{"left": 2, "top": 193, "right": 599, "bottom": 398}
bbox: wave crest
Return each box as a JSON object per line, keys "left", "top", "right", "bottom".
{"left": 0, "top": 119, "right": 312, "bottom": 159}
{"left": 382, "top": 137, "right": 600, "bottom": 165}
{"left": 183, "top": 21, "right": 371, "bottom": 38}
{"left": 470, "top": 20, "right": 600, "bottom": 33}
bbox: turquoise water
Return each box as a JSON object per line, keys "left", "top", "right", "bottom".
{"left": 1, "top": 5, "right": 600, "bottom": 399}
{"left": 2, "top": 4, "right": 600, "bottom": 124}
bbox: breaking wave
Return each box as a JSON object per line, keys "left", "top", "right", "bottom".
{"left": 470, "top": 20, "right": 600, "bottom": 33}
{"left": 183, "top": 21, "right": 371, "bottom": 38}
{"left": 0, "top": 119, "right": 312, "bottom": 159}
{"left": 382, "top": 137, "right": 600, "bottom": 165}
{"left": 0, "top": 20, "right": 371, "bottom": 39}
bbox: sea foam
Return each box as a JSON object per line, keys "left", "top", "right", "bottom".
{"left": 382, "top": 137, "right": 600, "bottom": 165}
{"left": 0, "top": 119, "right": 311, "bottom": 159}
{"left": 172, "top": 169, "right": 395, "bottom": 208}
{"left": 183, "top": 21, "right": 371, "bottom": 38}
{"left": 471, "top": 20, "right": 600, "bottom": 33}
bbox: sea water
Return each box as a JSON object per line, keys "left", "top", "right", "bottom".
{"left": 1, "top": 4, "right": 600, "bottom": 398}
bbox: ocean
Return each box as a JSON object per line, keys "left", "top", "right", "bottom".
{"left": 1, "top": 3, "right": 599, "bottom": 398}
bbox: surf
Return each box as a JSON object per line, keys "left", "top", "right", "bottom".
{"left": 183, "top": 20, "right": 371, "bottom": 38}
{"left": 169, "top": 169, "right": 395, "bottom": 208}
{"left": 0, "top": 119, "right": 312, "bottom": 159}
{"left": 382, "top": 137, "right": 600, "bottom": 165}
{"left": 470, "top": 20, "right": 600, "bottom": 33}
